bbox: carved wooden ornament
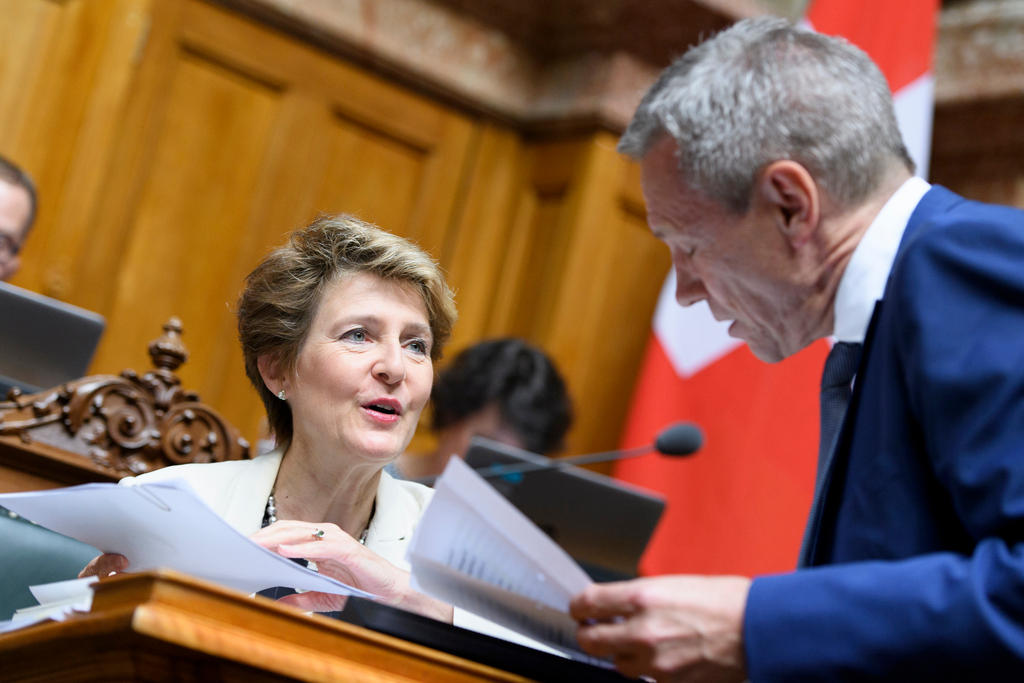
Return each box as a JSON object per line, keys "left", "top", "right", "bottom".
{"left": 0, "top": 318, "right": 251, "bottom": 477}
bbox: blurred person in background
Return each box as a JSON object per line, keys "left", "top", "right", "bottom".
{"left": 0, "top": 155, "right": 37, "bottom": 282}
{"left": 392, "top": 337, "right": 573, "bottom": 481}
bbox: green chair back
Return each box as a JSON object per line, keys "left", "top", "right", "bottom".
{"left": 0, "top": 509, "right": 99, "bottom": 621}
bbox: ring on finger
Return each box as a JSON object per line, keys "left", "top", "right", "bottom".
{"left": 312, "top": 528, "right": 326, "bottom": 541}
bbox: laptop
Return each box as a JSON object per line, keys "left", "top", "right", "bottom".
{"left": 0, "top": 281, "right": 105, "bottom": 397}
{"left": 463, "top": 437, "right": 666, "bottom": 580}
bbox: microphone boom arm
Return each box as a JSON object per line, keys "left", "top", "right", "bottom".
{"left": 474, "top": 444, "right": 653, "bottom": 478}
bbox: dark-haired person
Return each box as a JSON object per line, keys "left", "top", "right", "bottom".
{"left": 393, "top": 338, "right": 573, "bottom": 481}
{"left": 0, "top": 155, "right": 37, "bottom": 281}
{"left": 82, "top": 214, "right": 456, "bottom": 620}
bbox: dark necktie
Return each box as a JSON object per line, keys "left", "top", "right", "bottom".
{"left": 816, "top": 341, "right": 863, "bottom": 485}
{"left": 799, "top": 340, "right": 862, "bottom": 566}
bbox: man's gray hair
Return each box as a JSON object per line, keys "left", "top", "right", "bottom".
{"left": 619, "top": 16, "right": 914, "bottom": 213}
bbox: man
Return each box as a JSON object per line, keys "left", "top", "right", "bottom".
{"left": 0, "top": 155, "right": 37, "bottom": 281}
{"left": 571, "top": 16, "right": 1024, "bottom": 681}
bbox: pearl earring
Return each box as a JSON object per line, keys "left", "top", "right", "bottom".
{"left": 277, "top": 390, "right": 286, "bottom": 401}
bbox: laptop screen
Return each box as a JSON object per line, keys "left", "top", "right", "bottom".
{"left": 0, "top": 281, "right": 105, "bottom": 395}
{"left": 463, "top": 437, "right": 665, "bottom": 578}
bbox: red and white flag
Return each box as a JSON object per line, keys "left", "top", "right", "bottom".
{"left": 615, "top": 0, "right": 937, "bottom": 577}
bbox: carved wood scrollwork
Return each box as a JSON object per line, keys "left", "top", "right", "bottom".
{"left": 0, "top": 318, "right": 251, "bottom": 477}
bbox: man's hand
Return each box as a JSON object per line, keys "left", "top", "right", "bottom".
{"left": 570, "top": 575, "right": 751, "bottom": 682}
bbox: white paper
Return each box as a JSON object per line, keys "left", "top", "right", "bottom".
{"left": 30, "top": 576, "right": 97, "bottom": 605}
{"left": 0, "top": 578, "right": 98, "bottom": 633}
{"left": 0, "top": 613, "right": 55, "bottom": 633}
{"left": 0, "top": 480, "right": 374, "bottom": 599}
{"left": 408, "top": 457, "right": 595, "bottom": 658}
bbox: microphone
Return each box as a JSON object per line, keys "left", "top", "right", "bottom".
{"left": 473, "top": 421, "right": 703, "bottom": 479}
{"left": 654, "top": 421, "right": 704, "bottom": 456}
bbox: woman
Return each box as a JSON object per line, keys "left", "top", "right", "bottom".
{"left": 81, "top": 214, "right": 457, "bottom": 621}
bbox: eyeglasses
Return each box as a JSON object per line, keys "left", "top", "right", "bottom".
{"left": 0, "top": 233, "right": 21, "bottom": 258}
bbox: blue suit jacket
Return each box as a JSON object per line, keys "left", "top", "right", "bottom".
{"left": 744, "top": 186, "right": 1024, "bottom": 680}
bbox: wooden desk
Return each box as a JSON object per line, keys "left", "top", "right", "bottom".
{"left": 0, "top": 571, "right": 531, "bottom": 682}
{"left": 0, "top": 435, "right": 119, "bottom": 493}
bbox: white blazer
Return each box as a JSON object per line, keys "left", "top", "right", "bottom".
{"left": 120, "top": 445, "right": 433, "bottom": 570}
{"left": 123, "top": 446, "right": 559, "bottom": 653}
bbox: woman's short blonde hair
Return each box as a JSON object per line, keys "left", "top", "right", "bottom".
{"left": 237, "top": 214, "right": 457, "bottom": 444}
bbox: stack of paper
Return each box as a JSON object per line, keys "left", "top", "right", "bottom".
{"left": 408, "top": 456, "right": 596, "bottom": 658}
{"left": 0, "top": 481, "right": 372, "bottom": 599}
{"left": 0, "top": 462, "right": 606, "bottom": 664}
{"left": 0, "top": 577, "right": 97, "bottom": 634}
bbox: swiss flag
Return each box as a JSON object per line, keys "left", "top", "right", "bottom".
{"left": 615, "top": 0, "right": 937, "bottom": 577}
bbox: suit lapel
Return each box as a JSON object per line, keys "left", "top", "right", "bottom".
{"left": 798, "top": 186, "right": 958, "bottom": 566}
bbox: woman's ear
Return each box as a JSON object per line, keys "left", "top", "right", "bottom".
{"left": 756, "top": 160, "right": 820, "bottom": 249}
{"left": 257, "top": 354, "right": 285, "bottom": 396}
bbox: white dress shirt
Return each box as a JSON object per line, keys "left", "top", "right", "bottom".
{"left": 833, "top": 176, "right": 931, "bottom": 342}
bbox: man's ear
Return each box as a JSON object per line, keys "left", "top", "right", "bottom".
{"left": 756, "top": 160, "right": 819, "bottom": 249}
{"left": 257, "top": 354, "right": 286, "bottom": 396}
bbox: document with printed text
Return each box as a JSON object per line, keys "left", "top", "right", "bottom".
{"left": 0, "top": 480, "right": 373, "bottom": 599}
{"left": 408, "top": 456, "right": 596, "bottom": 658}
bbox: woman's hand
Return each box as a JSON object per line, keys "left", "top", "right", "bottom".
{"left": 250, "top": 520, "right": 453, "bottom": 623}
{"left": 78, "top": 553, "right": 129, "bottom": 579}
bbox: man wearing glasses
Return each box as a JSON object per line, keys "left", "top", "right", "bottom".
{"left": 0, "top": 155, "right": 37, "bottom": 282}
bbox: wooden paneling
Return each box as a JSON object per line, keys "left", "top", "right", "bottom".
{"left": 72, "top": 0, "right": 475, "bottom": 442}
{"left": 431, "top": 129, "right": 669, "bottom": 457}
{"left": 570, "top": 199, "right": 668, "bottom": 465}
{"left": 441, "top": 124, "right": 523, "bottom": 350}
{"left": 92, "top": 45, "right": 283, "bottom": 389}
{"left": 494, "top": 180, "right": 574, "bottom": 341}
{"left": 538, "top": 132, "right": 670, "bottom": 456}
{"left": 0, "top": 0, "right": 59, "bottom": 151}
{"left": 0, "top": 0, "right": 150, "bottom": 300}
{"left": 2, "top": 0, "right": 667, "bottom": 459}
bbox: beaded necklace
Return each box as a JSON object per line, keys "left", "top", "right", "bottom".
{"left": 264, "top": 492, "right": 370, "bottom": 545}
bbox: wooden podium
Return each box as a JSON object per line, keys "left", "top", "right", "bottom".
{"left": 0, "top": 325, "right": 544, "bottom": 681}
{"left": 0, "top": 324, "right": 529, "bottom": 680}
{"left": 0, "top": 570, "right": 531, "bottom": 682}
